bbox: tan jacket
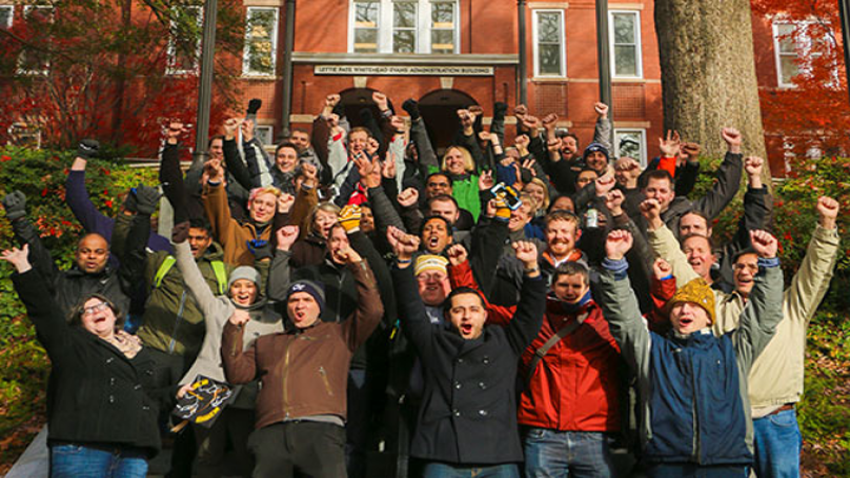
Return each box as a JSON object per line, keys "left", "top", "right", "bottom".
{"left": 221, "top": 260, "right": 383, "bottom": 430}
{"left": 648, "top": 224, "right": 840, "bottom": 411}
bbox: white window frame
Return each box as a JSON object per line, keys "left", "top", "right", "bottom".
{"left": 609, "top": 10, "right": 643, "bottom": 79}
{"left": 531, "top": 9, "right": 566, "bottom": 78}
{"left": 167, "top": 5, "right": 203, "bottom": 76}
{"left": 0, "top": 5, "right": 14, "bottom": 28}
{"left": 613, "top": 128, "right": 647, "bottom": 168}
{"left": 772, "top": 20, "right": 837, "bottom": 88}
{"left": 347, "top": 0, "right": 460, "bottom": 54}
{"left": 16, "top": 5, "right": 52, "bottom": 76}
{"left": 243, "top": 7, "right": 279, "bottom": 77}
{"left": 7, "top": 122, "right": 42, "bottom": 148}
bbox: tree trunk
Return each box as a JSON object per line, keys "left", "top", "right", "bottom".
{"left": 654, "top": 0, "right": 769, "bottom": 168}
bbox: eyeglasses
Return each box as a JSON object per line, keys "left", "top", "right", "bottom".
{"left": 83, "top": 302, "right": 110, "bottom": 317}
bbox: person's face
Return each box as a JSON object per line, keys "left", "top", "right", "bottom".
{"left": 576, "top": 170, "right": 598, "bottom": 190}
{"left": 209, "top": 138, "right": 224, "bottom": 160}
{"left": 669, "top": 302, "right": 710, "bottom": 335}
{"left": 80, "top": 298, "right": 117, "bottom": 338}
{"left": 508, "top": 204, "right": 532, "bottom": 232}
{"left": 552, "top": 273, "right": 590, "bottom": 304}
{"left": 349, "top": 131, "right": 369, "bottom": 154}
{"left": 551, "top": 196, "right": 575, "bottom": 213}
{"left": 249, "top": 192, "right": 277, "bottom": 223}
{"left": 682, "top": 236, "right": 715, "bottom": 281}
{"left": 76, "top": 235, "right": 109, "bottom": 274}
{"left": 644, "top": 177, "right": 675, "bottom": 212}
{"left": 444, "top": 148, "right": 467, "bottom": 176}
{"left": 188, "top": 228, "right": 213, "bottom": 259}
{"left": 313, "top": 210, "right": 338, "bottom": 238}
{"left": 328, "top": 226, "right": 350, "bottom": 264}
{"left": 524, "top": 183, "right": 545, "bottom": 211}
{"left": 288, "top": 292, "right": 320, "bottom": 328}
{"left": 290, "top": 131, "right": 309, "bottom": 151}
{"left": 428, "top": 199, "right": 459, "bottom": 225}
{"left": 276, "top": 146, "right": 298, "bottom": 173}
{"left": 546, "top": 219, "right": 580, "bottom": 258}
{"left": 447, "top": 293, "right": 487, "bottom": 340}
{"left": 230, "top": 279, "right": 258, "bottom": 306}
{"left": 586, "top": 151, "right": 608, "bottom": 172}
{"left": 417, "top": 270, "right": 451, "bottom": 306}
{"left": 679, "top": 213, "right": 711, "bottom": 237}
{"left": 426, "top": 175, "right": 452, "bottom": 198}
{"left": 360, "top": 206, "right": 375, "bottom": 234}
{"left": 421, "top": 218, "right": 452, "bottom": 254}
{"left": 561, "top": 136, "right": 578, "bottom": 156}
{"left": 733, "top": 253, "right": 759, "bottom": 298}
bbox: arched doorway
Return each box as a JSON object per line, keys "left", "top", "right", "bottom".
{"left": 419, "top": 89, "right": 479, "bottom": 153}
{"left": 339, "top": 88, "right": 382, "bottom": 128}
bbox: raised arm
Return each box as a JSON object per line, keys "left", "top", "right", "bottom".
{"left": 336, "top": 247, "right": 384, "bottom": 352}
{"left": 172, "top": 223, "right": 224, "bottom": 320}
{"left": 731, "top": 231, "right": 784, "bottom": 371}
{"left": 785, "top": 197, "right": 841, "bottom": 324}
{"left": 642, "top": 198, "right": 700, "bottom": 288}
{"left": 222, "top": 118, "right": 260, "bottom": 191}
{"left": 447, "top": 244, "right": 515, "bottom": 326}
{"left": 692, "top": 128, "right": 744, "bottom": 220}
{"left": 4, "top": 191, "right": 60, "bottom": 289}
{"left": 592, "top": 102, "right": 613, "bottom": 152}
{"left": 503, "top": 241, "right": 546, "bottom": 355}
{"left": 221, "top": 319, "right": 258, "bottom": 385}
{"left": 66, "top": 140, "right": 115, "bottom": 236}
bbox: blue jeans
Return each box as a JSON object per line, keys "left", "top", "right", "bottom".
{"left": 752, "top": 408, "right": 802, "bottom": 478}
{"left": 50, "top": 444, "right": 148, "bottom": 478}
{"left": 423, "top": 462, "right": 519, "bottom": 478}
{"left": 523, "top": 428, "right": 614, "bottom": 478}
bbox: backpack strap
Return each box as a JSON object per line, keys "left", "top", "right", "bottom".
{"left": 525, "top": 312, "right": 588, "bottom": 389}
{"left": 210, "top": 260, "right": 228, "bottom": 295}
{"left": 153, "top": 256, "right": 177, "bottom": 289}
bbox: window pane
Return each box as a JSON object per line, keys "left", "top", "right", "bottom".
{"left": 394, "top": 2, "right": 416, "bottom": 28}
{"left": 394, "top": 30, "right": 416, "bottom": 53}
{"left": 246, "top": 9, "right": 276, "bottom": 74}
{"left": 431, "top": 2, "right": 454, "bottom": 27}
{"left": 431, "top": 29, "right": 454, "bottom": 53}
{"left": 0, "top": 6, "right": 12, "bottom": 28}
{"left": 355, "top": 29, "right": 378, "bottom": 52}
{"left": 538, "top": 44, "right": 561, "bottom": 75}
{"left": 614, "top": 45, "right": 637, "bottom": 76}
{"left": 613, "top": 13, "right": 635, "bottom": 44}
{"left": 616, "top": 132, "right": 644, "bottom": 165}
{"left": 537, "top": 13, "right": 561, "bottom": 43}
{"left": 780, "top": 56, "right": 799, "bottom": 84}
{"left": 355, "top": 2, "right": 379, "bottom": 26}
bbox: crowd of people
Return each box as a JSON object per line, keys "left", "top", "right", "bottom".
{"left": 0, "top": 92, "right": 841, "bottom": 478}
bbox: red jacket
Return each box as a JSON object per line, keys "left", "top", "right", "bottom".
{"left": 449, "top": 260, "right": 623, "bottom": 432}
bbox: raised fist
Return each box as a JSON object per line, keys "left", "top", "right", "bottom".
{"left": 446, "top": 244, "right": 468, "bottom": 267}
{"left": 594, "top": 102, "right": 609, "bottom": 118}
{"left": 750, "top": 230, "right": 778, "bottom": 259}
{"left": 605, "top": 229, "right": 633, "bottom": 261}
{"left": 721, "top": 127, "right": 742, "bottom": 153}
{"left": 816, "top": 196, "right": 839, "bottom": 229}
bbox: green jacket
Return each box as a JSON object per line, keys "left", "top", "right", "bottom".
{"left": 114, "top": 214, "right": 231, "bottom": 357}
{"left": 427, "top": 165, "right": 481, "bottom": 222}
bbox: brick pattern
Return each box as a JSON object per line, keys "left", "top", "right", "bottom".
{"left": 612, "top": 84, "right": 646, "bottom": 119}
{"left": 535, "top": 83, "right": 569, "bottom": 116}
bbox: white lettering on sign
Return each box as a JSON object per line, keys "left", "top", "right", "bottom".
{"left": 314, "top": 65, "right": 494, "bottom": 76}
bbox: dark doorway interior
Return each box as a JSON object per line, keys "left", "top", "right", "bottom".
{"left": 418, "top": 89, "right": 478, "bottom": 154}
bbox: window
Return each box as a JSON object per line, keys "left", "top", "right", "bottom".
{"left": 773, "top": 21, "right": 834, "bottom": 88}
{"left": 614, "top": 129, "right": 647, "bottom": 167}
{"left": 244, "top": 7, "right": 279, "bottom": 76}
{"left": 0, "top": 5, "right": 13, "bottom": 28}
{"left": 254, "top": 125, "right": 274, "bottom": 146}
{"left": 167, "top": 6, "right": 202, "bottom": 75}
{"left": 349, "top": 0, "right": 458, "bottom": 54}
{"left": 532, "top": 10, "right": 565, "bottom": 77}
{"left": 609, "top": 11, "right": 642, "bottom": 78}
{"left": 17, "top": 6, "right": 53, "bottom": 75}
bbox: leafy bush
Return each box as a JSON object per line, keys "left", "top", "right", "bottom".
{"left": 0, "top": 146, "right": 156, "bottom": 467}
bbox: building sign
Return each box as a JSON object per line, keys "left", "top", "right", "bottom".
{"left": 314, "top": 65, "right": 494, "bottom": 76}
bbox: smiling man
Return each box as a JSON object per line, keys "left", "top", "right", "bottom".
{"left": 389, "top": 226, "right": 546, "bottom": 477}
{"left": 600, "top": 229, "right": 784, "bottom": 478}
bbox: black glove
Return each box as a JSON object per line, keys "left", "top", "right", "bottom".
{"left": 123, "top": 189, "right": 139, "bottom": 213}
{"left": 247, "top": 98, "right": 262, "bottom": 115}
{"left": 134, "top": 185, "right": 162, "bottom": 215}
{"left": 247, "top": 239, "right": 273, "bottom": 261}
{"left": 402, "top": 99, "right": 420, "bottom": 121}
{"left": 493, "top": 102, "right": 508, "bottom": 122}
{"left": 2, "top": 190, "right": 27, "bottom": 221}
{"left": 332, "top": 102, "right": 345, "bottom": 118}
{"left": 77, "top": 139, "right": 100, "bottom": 160}
{"left": 172, "top": 221, "right": 190, "bottom": 243}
